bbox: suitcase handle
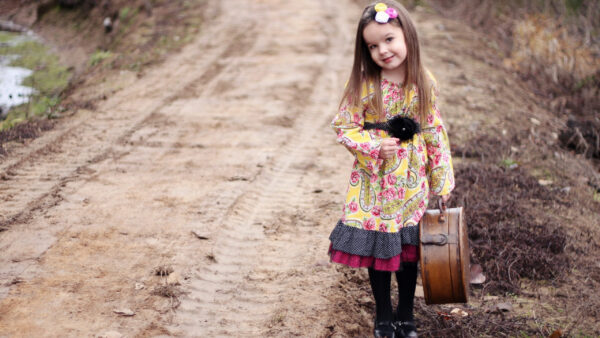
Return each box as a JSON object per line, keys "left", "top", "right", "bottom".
{"left": 438, "top": 198, "right": 447, "bottom": 223}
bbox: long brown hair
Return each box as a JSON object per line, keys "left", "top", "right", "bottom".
{"left": 340, "top": 1, "right": 431, "bottom": 123}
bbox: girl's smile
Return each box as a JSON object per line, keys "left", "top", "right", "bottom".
{"left": 363, "top": 21, "right": 408, "bottom": 81}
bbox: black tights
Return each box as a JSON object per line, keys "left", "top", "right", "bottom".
{"left": 368, "top": 263, "right": 418, "bottom": 322}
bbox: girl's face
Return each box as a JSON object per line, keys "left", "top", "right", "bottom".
{"left": 363, "top": 21, "right": 407, "bottom": 76}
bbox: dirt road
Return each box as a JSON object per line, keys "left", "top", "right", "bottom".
{"left": 2, "top": 0, "right": 597, "bottom": 336}
{"left": 0, "top": 0, "right": 358, "bottom": 336}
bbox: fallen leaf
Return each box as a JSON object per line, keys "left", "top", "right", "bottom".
{"left": 415, "top": 285, "right": 424, "bottom": 298}
{"left": 495, "top": 302, "right": 513, "bottom": 312}
{"left": 167, "top": 271, "right": 181, "bottom": 285}
{"left": 314, "top": 259, "right": 330, "bottom": 267}
{"left": 359, "top": 296, "right": 373, "bottom": 305}
{"left": 549, "top": 329, "right": 563, "bottom": 338}
{"left": 450, "top": 308, "right": 468, "bottom": 317}
{"left": 437, "top": 312, "right": 452, "bottom": 320}
{"left": 113, "top": 308, "right": 135, "bottom": 316}
{"left": 191, "top": 230, "right": 209, "bottom": 240}
{"left": 470, "top": 264, "right": 486, "bottom": 284}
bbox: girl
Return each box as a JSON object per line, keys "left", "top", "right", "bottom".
{"left": 328, "top": 2, "right": 455, "bottom": 337}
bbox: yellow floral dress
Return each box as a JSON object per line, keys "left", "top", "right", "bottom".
{"left": 328, "top": 73, "right": 455, "bottom": 271}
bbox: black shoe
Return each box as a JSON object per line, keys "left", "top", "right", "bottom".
{"left": 394, "top": 320, "right": 417, "bottom": 338}
{"left": 373, "top": 319, "right": 396, "bottom": 338}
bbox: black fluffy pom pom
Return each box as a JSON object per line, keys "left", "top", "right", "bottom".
{"left": 387, "top": 115, "right": 420, "bottom": 141}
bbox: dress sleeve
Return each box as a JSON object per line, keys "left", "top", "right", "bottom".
{"left": 331, "top": 97, "right": 383, "bottom": 174}
{"left": 422, "top": 80, "right": 455, "bottom": 196}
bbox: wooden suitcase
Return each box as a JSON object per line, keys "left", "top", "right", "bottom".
{"left": 419, "top": 201, "right": 470, "bottom": 304}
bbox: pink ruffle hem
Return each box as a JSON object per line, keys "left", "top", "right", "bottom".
{"left": 328, "top": 244, "right": 419, "bottom": 271}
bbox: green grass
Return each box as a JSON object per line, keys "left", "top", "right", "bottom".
{"left": 499, "top": 157, "right": 519, "bottom": 168}
{"left": 89, "top": 50, "right": 113, "bottom": 67}
{"left": 119, "top": 6, "right": 139, "bottom": 27}
{"left": 0, "top": 31, "right": 17, "bottom": 43}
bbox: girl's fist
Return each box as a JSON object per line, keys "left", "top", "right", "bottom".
{"left": 379, "top": 138, "right": 399, "bottom": 159}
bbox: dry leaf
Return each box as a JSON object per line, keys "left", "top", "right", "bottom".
{"left": 167, "top": 271, "right": 181, "bottom": 285}
{"left": 113, "top": 308, "right": 135, "bottom": 316}
{"left": 470, "top": 264, "right": 486, "bottom": 284}
{"left": 549, "top": 329, "right": 563, "bottom": 338}
{"left": 191, "top": 230, "right": 209, "bottom": 240}
{"left": 495, "top": 302, "right": 513, "bottom": 312}
{"left": 450, "top": 308, "right": 469, "bottom": 317}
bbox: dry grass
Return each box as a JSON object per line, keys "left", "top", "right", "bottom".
{"left": 425, "top": 0, "right": 600, "bottom": 159}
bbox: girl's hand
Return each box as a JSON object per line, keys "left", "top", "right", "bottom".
{"left": 379, "top": 138, "right": 400, "bottom": 159}
{"left": 441, "top": 193, "right": 451, "bottom": 204}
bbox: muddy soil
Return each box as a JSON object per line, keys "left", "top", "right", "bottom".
{"left": 1, "top": 0, "right": 599, "bottom": 337}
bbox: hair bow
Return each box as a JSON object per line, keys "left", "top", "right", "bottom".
{"left": 374, "top": 3, "right": 399, "bottom": 23}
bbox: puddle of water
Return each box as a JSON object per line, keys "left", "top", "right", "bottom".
{"left": 0, "top": 32, "right": 36, "bottom": 119}
{"left": 1, "top": 57, "right": 35, "bottom": 117}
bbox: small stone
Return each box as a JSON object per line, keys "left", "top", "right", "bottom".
{"left": 135, "top": 282, "right": 145, "bottom": 290}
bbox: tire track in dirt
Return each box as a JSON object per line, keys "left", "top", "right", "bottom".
{"left": 0, "top": 1, "right": 253, "bottom": 298}
{"left": 165, "top": 1, "right": 357, "bottom": 336}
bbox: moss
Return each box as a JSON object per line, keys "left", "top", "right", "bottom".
{"left": 0, "top": 31, "right": 18, "bottom": 43}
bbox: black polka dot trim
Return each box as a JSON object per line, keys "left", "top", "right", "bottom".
{"left": 329, "top": 220, "right": 420, "bottom": 259}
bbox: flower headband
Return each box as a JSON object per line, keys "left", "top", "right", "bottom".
{"left": 374, "top": 3, "right": 398, "bottom": 23}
